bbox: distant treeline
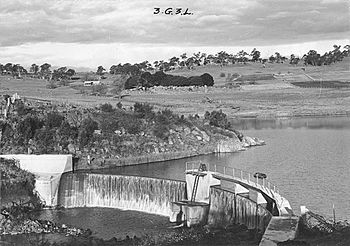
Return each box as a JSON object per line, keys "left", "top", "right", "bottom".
{"left": 125, "top": 71, "right": 214, "bottom": 89}
{"left": 1, "top": 44, "right": 349, "bottom": 81}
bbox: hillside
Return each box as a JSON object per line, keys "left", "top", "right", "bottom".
{"left": 0, "top": 58, "right": 349, "bottom": 119}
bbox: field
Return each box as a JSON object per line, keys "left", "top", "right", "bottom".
{"left": 0, "top": 58, "right": 349, "bottom": 119}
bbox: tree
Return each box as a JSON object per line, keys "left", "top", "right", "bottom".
{"left": 52, "top": 67, "right": 68, "bottom": 81}
{"left": 96, "top": 66, "right": 105, "bottom": 75}
{"left": 268, "top": 55, "right": 276, "bottom": 63}
{"left": 66, "top": 68, "right": 76, "bottom": 78}
{"left": 30, "top": 64, "right": 39, "bottom": 74}
{"left": 274, "top": 52, "right": 282, "bottom": 63}
{"left": 303, "top": 50, "right": 319, "bottom": 66}
{"left": 236, "top": 50, "right": 248, "bottom": 64}
{"left": 290, "top": 54, "right": 300, "bottom": 65}
{"left": 4, "top": 63, "right": 13, "bottom": 75}
{"left": 40, "top": 63, "right": 52, "bottom": 80}
{"left": 250, "top": 48, "right": 261, "bottom": 62}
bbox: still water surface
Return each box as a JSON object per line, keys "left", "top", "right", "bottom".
{"left": 97, "top": 117, "right": 350, "bottom": 220}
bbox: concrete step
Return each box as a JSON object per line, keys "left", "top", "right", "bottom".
{"left": 259, "top": 216, "right": 300, "bottom": 246}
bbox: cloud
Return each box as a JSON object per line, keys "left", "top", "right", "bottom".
{"left": 0, "top": 0, "right": 348, "bottom": 49}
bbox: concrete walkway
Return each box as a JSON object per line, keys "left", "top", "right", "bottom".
{"left": 259, "top": 216, "right": 300, "bottom": 246}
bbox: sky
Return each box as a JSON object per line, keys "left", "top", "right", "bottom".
{"left": 0, "top": 0, "right": 349, "bottom": 70}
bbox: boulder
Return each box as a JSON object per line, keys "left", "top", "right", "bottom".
{"left": 216, "top": 138, "right": 244, "bottom": 153}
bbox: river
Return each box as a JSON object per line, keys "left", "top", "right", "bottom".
{"left": 37, "top": 116, "right": 350, "bottom": 239}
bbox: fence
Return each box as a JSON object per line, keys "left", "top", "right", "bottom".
{"left": 185, "top": 161, "right": 280, "bottom": 194}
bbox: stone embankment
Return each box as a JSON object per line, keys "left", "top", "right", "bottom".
{"left": 76, "top": 125, "right": 264, "bottom": 170}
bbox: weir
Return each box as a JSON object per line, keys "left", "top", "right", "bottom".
{"left": 58, "top": 173, "right": 187, "bottom": 217}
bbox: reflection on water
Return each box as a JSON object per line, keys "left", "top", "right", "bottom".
{"left": 230, "top": 116, "right": 350, "bottom": 130}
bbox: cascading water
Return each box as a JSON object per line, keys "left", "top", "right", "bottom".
{"left": 58, "top": 173, "right": 187, "bottom": 216}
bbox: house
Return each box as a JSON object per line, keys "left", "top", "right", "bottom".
{"left": 84, "top": 80, "right": 101, "bottom": 86}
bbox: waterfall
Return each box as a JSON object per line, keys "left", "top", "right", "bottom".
{"left": 58, "top": 173, "right": 187, "bottom": 216}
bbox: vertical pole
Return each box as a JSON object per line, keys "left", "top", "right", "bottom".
{"left": 256, "top": 176, "right": 258, "bottom": 186}
{"left": 0, "top": 170, "right": 2, "bottom": 208}
{"left": 248, "top": 173, "right": 250, "bottom": 183}
{"left": 333, "top": 204, "right": 336, "bottom": 225}
{"left": 240, "top": 170, "right": 243, "bottom": 180}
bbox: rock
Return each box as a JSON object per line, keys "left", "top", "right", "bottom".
{"left": 201, "top": 130, "right": 210, "bottom": 142}
{"left": 168, "top": 138, "right": 174, "bottom": 145}
{"left": 67, "top": 143, "right": 76, "bottom": 153}
{"left": 184, "top": 127, "right": 191, "bottom": 135}
{"left": 216, "top": 138, "right": 244, "bottom": 153}
{"left": 243, "top": 136, "right": 257, "bottom": 146}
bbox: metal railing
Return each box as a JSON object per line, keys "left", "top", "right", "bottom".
{"left": 185, "top": 161, "right": 281, "bottom": 196}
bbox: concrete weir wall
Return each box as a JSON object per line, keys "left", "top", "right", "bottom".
{"left": 58, "top": 173, "right": 187, "bottom": 216}
{"left": 208, "top": 186, "right": 272, "bottom": 232}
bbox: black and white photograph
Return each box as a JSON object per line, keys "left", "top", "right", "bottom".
{"left": 0, "top": 0, "right": 349, "bottom": 245}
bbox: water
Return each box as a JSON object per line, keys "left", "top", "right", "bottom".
{"left": 34, "top": 116, "right": 349, "bottom": 239}
{"left": 93, "top": 116, "right": 350, "bottom": 221}
{"left": 57, "top": 173, "right": 186, "bottom": 216}
{"left": 35, "top": 207, "right": 172, "bottom": 240}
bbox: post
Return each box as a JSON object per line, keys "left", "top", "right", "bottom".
{"left": 333, "top": 204, "right": 336, "bottom": 225}
{"left": 256, "top": 176, "right": 258, "bottom": 186}
{"left": 0, "top": 170, "right": 1, "bottom": 208}
{"left": 240, "top": 170, "right": 243, "bottom": 180}
{"left": 248, "top": 173, "right": 250, "bottom": 183}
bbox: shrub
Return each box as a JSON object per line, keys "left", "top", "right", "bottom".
{"left": 0, "top": 158, "right": 36, "bottom": 197}
{"left": 34, "top": 128, "right": 56, "bottom": 153}
{"left": 78, "top": 118, "right": 98, "bottom": 147}
{"left": 201, "top": 73, "right": 214, "bottom": 86}
{"left": 17, "top": 116, "right": 43, "bottom": 144}
{"left": 116, "top": 102, "right": 123, "bottom": 109}
{"left": 133, "top": 102, "right": 155, "bottom": 119}
{"left": 220, "top": 72, "right": 226, "bottom": 77}
{"left": 153, "top": 124, "right": 169, "bottom": 140}
{"left": 204, "top": 110, "right": 231, "bottom": 129}
{"left": 125, "top": 76, "right": 139, "bottom": 89}
{"left": 100, "top": 103, "right": 114, "bottom": 112}
{"left": 46, "top": 111, "right": 64, "bottom": 128}
{"left": 14, "top": 100, "right": 27, "bottom": 116}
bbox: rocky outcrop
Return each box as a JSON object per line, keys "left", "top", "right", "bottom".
{"left": 215, "top": 135, "right": 265, "bottom": 153}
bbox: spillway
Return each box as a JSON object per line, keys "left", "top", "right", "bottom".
{"left": 58, "top": 173, "right": 187, "bottom": 216}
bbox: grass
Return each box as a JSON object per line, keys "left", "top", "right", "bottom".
{"left": 1, "top": 58, "right": 349, "bottom": 119}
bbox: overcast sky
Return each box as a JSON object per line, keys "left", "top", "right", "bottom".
{"left": 0, "top": 0, "right": 349, "bottom": 70}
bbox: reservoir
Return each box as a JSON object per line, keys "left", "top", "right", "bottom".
{"left": 37, "top": 116, "right": 350, "bottom": 239}
{"left": 95, "top": 116, "right": 350, "bottom": 221}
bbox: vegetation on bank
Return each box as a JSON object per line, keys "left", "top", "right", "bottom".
{"left": 0, "top": 158, "right": 39, "bottom": 207}
{"left": 0, "top": 99, "right": 243, "bottom": 168}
